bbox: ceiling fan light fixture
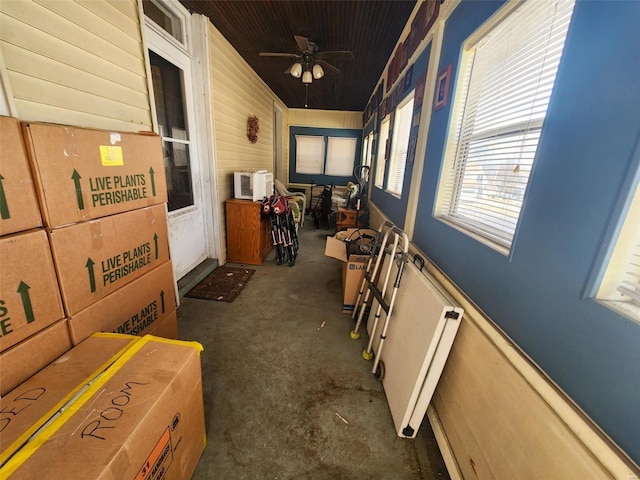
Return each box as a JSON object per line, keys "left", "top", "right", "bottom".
{"left": 312, "top": 63, "right": 324, "bottom": 79}
{"left": 302, "top": 70, "right": 313, "bottom": 84}
{"left": 290, "top": 62, "right": 303, "bottom": 78}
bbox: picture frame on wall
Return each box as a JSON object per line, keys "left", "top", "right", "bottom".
{"left": 409, "top": 5, "right": 424, "bottom": 56}
{"left": 424, "top": 0, "right": 440, "bottom": 38}
{"left": 393, "top": 84, "right": 401, "bottom": 108}
{"left": 412, "top": 108, "right": 421, "bottom": 128}
{"left": 414, "top": 73, "right": 426, "bottom": 107}
{"left": 406, "top": 133, "right": 417, "bottom": 166}
{"left": 404, "top": 65, "right": 413, "bottom": 93}
{"left": 434, "top": 64, "right": 452, "bottom": 111}
{"left": 393, "top": 46, "right": 401, "bottom": 83}
{"left": 401, "top": 41, "right": 409, "bottom": 70}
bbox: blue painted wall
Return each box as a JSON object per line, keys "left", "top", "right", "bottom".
{"left": 289, "top": 126, "right": 362, "bottom": 185}
{"left": 377, "top": 0, "right": 640, "bottom": 463}
{"left": 371, "top": 44, "right": 431, "bottom": 228}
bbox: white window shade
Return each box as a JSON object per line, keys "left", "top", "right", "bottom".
{"left": 362, "top": 135, "right": 370, "bottom": 168}
{"left": 326, "top": 137, "right": 357, "bottom": 176}
{"left": 365, "top": 132, "right": 374, "bottom": 167}
{"left": 436, "top": 0, "right": 575, "bottom": 250}
{"left": 295, "top": 135, "right": 325, "bottom": 174}
{"left": 387, "top": 97, "right": 414, "bottom": 196}
{"left": 375, "top": 118, "right": 390, "bottom": 188}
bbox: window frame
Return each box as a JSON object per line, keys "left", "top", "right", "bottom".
{"left": 385, "top": 93, "right": 415, "bottom": 197}
{"left": 375, "top": 116, "right": 391, "bottom": 189}
{"left": 594, "top": 165, "right": 640, "bottom": 323}
{"left": 289, "top": 128, "right": 362, "bottom": 184}
{"left": 434, "top": 0, "right": 576, "bottom": 253}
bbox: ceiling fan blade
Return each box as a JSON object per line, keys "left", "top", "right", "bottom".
{"left": 294, "top": 35, "right": 311, "bottom": 53}
{"left": 259, "top": 52, "right": 299, "bottom": 58}
{"left": 319, "top": 51, "right": 354, "bottom": 60}
{"left": 318, "top": 59, "right": 340, "bottom": 74}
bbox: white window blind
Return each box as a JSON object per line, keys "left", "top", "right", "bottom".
{"left": 436, "top": 0, "right": 575, "bottom": 249}
{"left": 295, "top": 135, "right": 325, "bottom": 174}
{"left": 326, "top": 137, "right": 357, "bottom": 176}
{"left": 365, "top": 132, "right": 374, "bottom": 167}
{"left": 375, "top": 117, "right": 390, "bottom": 188}
{"left": 598, "top": 182, "right": 640, "bottom": 320}
{"left": 386, "top": 97, "right": 414, "bottom": 196}
{"left": 362, "top": 135, "right": 370, "bottom": 168}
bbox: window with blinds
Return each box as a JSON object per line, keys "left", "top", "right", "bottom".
{"left": 597, "top": 181, "right": 640, "bottom": 321}
{"left": 365, "top": 132, "right": 374, "bottom": 167}
{"left": 435, "top": 0, "right": 575, "bottom": 250}
{"left": 375, "top": 117, "right": 390, "bottom": 188}
{"left": 326, "top": 137, "right": 357, "bottom": 176}
{"left": 295, "top": 135, "right": 325, "bottom": 174}
{"left": 387, "top": 96, "right": 414, "bottom": 196}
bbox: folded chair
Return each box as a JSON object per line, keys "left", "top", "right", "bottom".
{"left": 274, "top": 179, "right": 306, "bottom": 228}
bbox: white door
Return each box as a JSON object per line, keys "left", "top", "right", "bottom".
{"left": 143, "top": 0, "right": 211, "bottom": 279}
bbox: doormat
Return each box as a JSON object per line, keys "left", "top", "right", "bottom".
{"left": 185, "top": 266, "right": 256, "bottom": 302}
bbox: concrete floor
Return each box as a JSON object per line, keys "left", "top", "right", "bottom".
{"left": 177, "top": 220, "right": 451, "bottom": 480}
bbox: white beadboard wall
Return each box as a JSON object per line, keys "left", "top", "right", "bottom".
{"left": 207, "top": 22, "right": 288, "bottom": 263}
{"left": 0, "top": 0, "right": 151, "bottom": 132}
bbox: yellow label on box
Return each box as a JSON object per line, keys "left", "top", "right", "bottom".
{"left": 99, "top": 145, "right": 124, "bottom": 166}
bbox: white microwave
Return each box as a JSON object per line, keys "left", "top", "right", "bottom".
{"left": 234, "top": 171, "right": 273, "bottom": 202}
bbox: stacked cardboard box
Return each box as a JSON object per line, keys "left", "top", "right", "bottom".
{"left": 0, "top": 333, "right": 206, "bottom": 480}
{"left": 22, "top": 122, "right": 168, "bottom": 228}
{"left": 0, "top": 118, "right": 180, "bottom": 397}
{"left": 0, "top": 117, "right": 70, "bottom": 395}
{"left": 20, "top": 121, "right": 179, "bottom": 345}
{"left": 0, "top": 117, "right": 42, "bottom": 236}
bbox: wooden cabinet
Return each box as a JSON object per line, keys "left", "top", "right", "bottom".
{"left": 336, "top": 207, "right": 368, "bottom": 232}
{"left": 225, "top": 199, "right": 272, "bottom": 265}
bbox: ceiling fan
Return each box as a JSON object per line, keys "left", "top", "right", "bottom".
{"left": 259, "top": 35, "right": 353, "bottom": 84}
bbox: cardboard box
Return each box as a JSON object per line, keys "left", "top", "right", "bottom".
{"left": 147, "top": 310, "right": 179, "bottom": 340}
{"left": 2, "top": 335, "right": 206, "bottom": 480}
{"left": 68, "top": 261, "right": 177, "bottom": 344}
{"left": 22, "top": 122, "right": 167, "bottom": 228}
{"left": 0, "top": 117, "right": 42, "bottom": 236}
{"left": 0, "top": 333, "right": 138, "bottom": 464}
{"left": 0, "top": 229, "right": 65, "bottom": 352}
{"left": 0, "top": 319, "right": 71, "bottom": 397}
{"left": 325, "top": 228, "right": 377, "bottom": 313}
{"left": 48, "top": 204, "right": 171, "bottom": 316}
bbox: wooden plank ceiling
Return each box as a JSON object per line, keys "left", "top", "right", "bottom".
{"left": 179, "top": 0, "right": 417, "bottom": 111}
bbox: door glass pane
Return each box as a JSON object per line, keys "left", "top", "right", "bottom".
{"left": 163, "top": 141, "right": 193, "bottom": 210}
{"left": 143, "top": 0, "right": 183, "bottom": 43}
{"left": 149, "top": 50, "right": 194, "bottom": 211}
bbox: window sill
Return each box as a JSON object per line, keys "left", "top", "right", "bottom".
{"left": 435, "top": 215, "right": 511, "bottom": 257}
{"left": 596, "top": 299, "right": 640, "bottom": 324}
